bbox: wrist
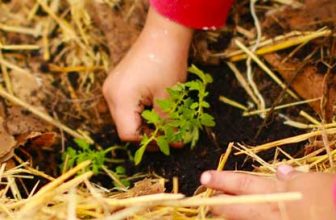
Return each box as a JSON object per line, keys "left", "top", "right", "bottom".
{"left": 140, "top": 7, "right": 193, "bottom": 53}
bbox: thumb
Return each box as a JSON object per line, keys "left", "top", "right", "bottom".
{"left": 276, "top": 165, "right": 302, "bottom": 181}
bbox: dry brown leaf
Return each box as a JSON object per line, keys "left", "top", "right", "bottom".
{"left": 0, "top": 117, "right": 17, "bottom": 162}
{"left": 263, "top": 0, "right": 336, "bottom": 35}
{"left": 10, "top": 70, "right": 46, "bottom": 108}
{"left": 261, "top": 0, "right": 336, "bottom": 121}
{"left": 16, "top": 132, "right": 57, "bottom": 149}
{"left": 264, "top": 53, "right": 336, "bottom": 121}
{"left": 6, "top": 106, "right": 52, "bottom": 136}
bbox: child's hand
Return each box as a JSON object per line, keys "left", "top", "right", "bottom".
{"left": 201, "top": 166, "right": 336, "bottom": 220}
{"left": 103, "top": 8, "right": 193, "bottom": 141}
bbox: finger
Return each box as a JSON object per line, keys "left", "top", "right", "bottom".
{"left": 108, "top": 96, "right": 144, "bottom": 142}
{"left": 276, "top": 165, "right": 301, "bottom": 181}
{"left": 210, "top": 194, "right": 275, "bottom": 220}
{"left": 200, "top": 171, "right": 276, "bottom": 195}
{"left": 210, "top": 194, "right": 278, "bottom": 220}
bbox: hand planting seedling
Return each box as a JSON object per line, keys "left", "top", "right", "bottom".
{"left": 134, "top": 65, "right": 215, "bottom": 165}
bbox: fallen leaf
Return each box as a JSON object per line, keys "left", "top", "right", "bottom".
{"left": 264, "top": 53, "right": 336, "bottom": 121}
{"left": 6, "top": 106, "right": 51, "bottom": 136}
{"left": 10, "top": 70, "right": 45, "bottom": 108}
{"left": 263, "top": 0, "right": 336, "bottom": 35}
{"left": 0, "top": 117, "right": 17, "bottom": 163}
{"left": 16, "top": 132, "right": 57, "bottom": 149}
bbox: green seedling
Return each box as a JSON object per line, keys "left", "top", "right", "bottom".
{"left": 134, "top": 65, "right": 215, "bottom": 165}
{"left": 62, "top": 138, "right": 113, "bottom": 174}
{"left": 114, "top": 165, "right": 130, "bottom": 187}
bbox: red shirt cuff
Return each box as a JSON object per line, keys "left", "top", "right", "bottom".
{"left": 150, "top": 0, "right": 234, "bottom": 29}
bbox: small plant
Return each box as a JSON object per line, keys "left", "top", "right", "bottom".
{"left": 62, "top": 138, "right": 112, "bottom": 174}
{"left": 134, "top": 65, "right": 216, "bottom": 165}
{"left": 114, "top": 165, "right": 130, "bottom": 187}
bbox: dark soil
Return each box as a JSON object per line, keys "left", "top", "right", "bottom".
{"left": 91, "top": 63, "right": 306, "bottom": 196}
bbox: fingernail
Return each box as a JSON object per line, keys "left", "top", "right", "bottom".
{"left": 277, "top": 165, "right": 294, "bottom": 176}
{"left": 200, "top": 172, "right": 212, "bottom": 184}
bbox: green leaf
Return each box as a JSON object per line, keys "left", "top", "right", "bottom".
{"left": 170, "top": 83, "right": 184, "bottom": 92}
{"left": 188, "top": 65, "right": 213, "bottom": 85}
{"left": 115, "top": 166, "right": 126, "bottom": 174}
{"left": 182, "top": 131, "right": 193, "bottom": 144}
{"left": 201, "top": 101, "right": 210, "bottom": 108}
{"left": 63, "top": 148, "right": 77, "bottom": 171}
{"left": 140, "top": 134, "right": 149, "bottom": 146}
{"left": 190, "top": 102, "right": 199, "bottom": 109}
{"left": 190, "top": 128, "right": 199, "bottom": 149}
{"left": 156, "top": 136, "right": 170, "bottom": 156}
{"left": 156, "top": 99, "right": 173, "bottom": 112}
{"left": 120, "top": 179, "right": 130, "bottom": 187}
{"left": 74, "top": 138, "right": 90, "bottom": 150}
{"left": 92, "top": 164, "right": 99, "bottom": 174}
{"left": 200, "top": 113, "right": 216, "bottom": 127}
{"left": 205, "top": 74, "right": 213, "bottom": 83}
{"left": 134, "top": 145, "right": 147, "bottom": 165}
{"left": 185, "top": 81, "right": 201, "bottom": 91}
{"left": 65, "top": 147, "right": 77, "bottom": 157}
{"left": 188, "top": 65, "right": 206, "bottom": 82}
{"left": 167, "top": 88, "right": 179, "bottom": 99}
{"left": 163, "top": 126, "right": 175, "bottom": 142}
{"left": 168, "top": 119, "right": 182, "bottom": 128}
{"left": 141, "top": 110, "right": 160, "bottom": 124}
{"left": 76, "top": 154, "right": 87, "bottom": 165}
{"left": 188, "top": 65, "right": 203, "bottom": 78}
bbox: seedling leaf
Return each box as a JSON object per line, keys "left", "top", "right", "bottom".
{"left": 74, "top": 138, "right": 90, "bottom": 150}
{"left": 157, "top": 136, "right": 170, "bottom": 155}
{"left": 115, "top": 166, "right": 126, "bottom": 174}
{"left": 157, "top": 99, "right": 173, "bottom": 112}
{"left": 62, "top": 139, "right": 111, "bottom": 175}
{"left": 142, "top": 110, "right": 160, "bottom": 124}
{"left": 134, "top": 145, "right": 147, "bottom": 165}
{"left": 200, "top": 113, "right": 215, "bottom": 127}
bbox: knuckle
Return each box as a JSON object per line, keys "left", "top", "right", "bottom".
{"left": 119, "top": 131, "right": 137, "bottom": 142}
{"left": 102, "top": 78, "right": 121, "bottom": 102}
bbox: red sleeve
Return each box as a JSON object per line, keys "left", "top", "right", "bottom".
{"left": 149, "top": 0, "right": 234, "bottom": 29}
